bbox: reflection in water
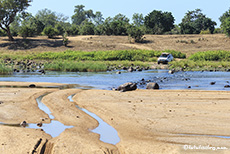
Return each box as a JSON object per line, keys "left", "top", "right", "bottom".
{"left": 68, "top": 95, "right": 120, "bottom": 145}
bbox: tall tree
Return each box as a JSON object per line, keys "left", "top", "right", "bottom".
{"left": 180, "top": 9, "right": 216, "bottom": 34}
{"left": 93, "top": 11, "right": 104, "bottom": 26}
{"left": 220, "top": 9, "right": 230, "bottom": 37}
{"left": 0, "top": 0, "right": 32, "bottom": 41}
{"left": 132, "top": 13, "right": 144, "bottom": 27}
{"left": 144, "top": 10, "right": 174, "bottom": 34}
{"left": 71, "top": 5, "right": 95, "bottom": 25}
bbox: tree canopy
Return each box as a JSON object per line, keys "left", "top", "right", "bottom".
{"left": 180, "top": 9, "right": 216, "bottom": 34}
{"left": 144, "top": 10, "right": 174, "bottom": 34}
{"left": 0, "top": 0, "right": 32, "bottom": 41}
{"left": 220, "top": 9, "right": 230, "bottom": 37}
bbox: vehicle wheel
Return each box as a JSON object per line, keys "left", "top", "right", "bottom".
{"left": 158, "top": 62, "right": 160, "bottom": 64}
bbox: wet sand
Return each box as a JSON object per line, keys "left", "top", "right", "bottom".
{"left": 1, "top": 82, "right": 230, "bottom": 153}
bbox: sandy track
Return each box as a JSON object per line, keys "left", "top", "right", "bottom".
{"left": 1, "top": 82, "right": 230, "bottom": 153}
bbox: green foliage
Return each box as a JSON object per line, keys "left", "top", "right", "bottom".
{"left": 55, "top": 24, "right": 65, "bottom": 35}
{"left": 127, "top": 25, "right": 144, "bottom": 42}
{"left": 35, "top": 9, "right": 68, "bottom": 27}
{"left": 0, "top": 63, "right": 12, "bottom": 75}
{"left": 79, "top": 20, "right": 95, "bottom": 35}
{"left": 0, "top": 0, "right": 32, "bottom": 41}
{"left": 44, "top": 61, "right": 107, "bottom": 72}
{"left": 42, "top": 26, "right": 59, "bottom": 38}
{"left": 19, "top": 25, "right": 34, "bottom": 38}
{"left": 66, "top": 25, "right": 79, "bottom": 36}
{"left": 71, "top": 5, "right": 95, "bottom": 25}
{"left": 189, "top": 50, "right": 230, "bottom": 61}
{"left": 221, "top": 18, "right": 230, "bottom": 37}
{"left": 213, "top": 28, "right": 223, "bottom": 34}
{"left": 0, "top": 29, "right": 7, "bottom": 36}
{"left": 62, "top": 32, "right": 69, "bottom": 46}
{"left": 170, "top": 60, "right": 230, "bottom": 71}
{"left": 144, "top": 10, "right": 174, "bottom": 34}
{"left": 132, "top": 13, "right": 144, "bottom": 27}
{"left": 29, "top": 50, "right": 186, "bottom": 61}
{"left": 180, "top": 9, "right": 216, "bottom": 34}
{"left": 200, "top": 29, "right": 211, "bottom": 34}
{"left": 21, "top": 13, "right": 45, "bottom": 36}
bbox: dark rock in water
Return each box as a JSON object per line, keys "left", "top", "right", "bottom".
{"left": 168, "top": 69, "right": 175, "bottom": 74}
{"left": 38, "top": 69, "right": 45, "bottom": 74}
{"left": 141, "top": 78, "right": 145, "bottom": 81}
{"left": 224, "top": 85, "right": 230, "bottom": 88}
{"left": 116, "top": 82, "right": 137, "bottom": 92}
{"left": 188, "top": 86, "right": 191, "bottom": 89}
{"left": 29, "top": 84, "right": 36, "bottom": 88}
{"left": 210, "top": 82, "right": 216, "bottom": 85}
{"left": 144, "top": 67, "right": 149, "bottom": 70}
{"left": 116, "top": 71, "right": 121, "bottom": 74}
{"left": 146, "top": 82, "right": 159, "bottom": 90}
{"left": 122, "top": 67, "right": 128, "bottom": 70}
{"left": 37, "top": 122, "right": 43, "bottom": 127}
{"left": 137, "top": 68, "right": 143, "bottom": 71}
{"left": 128, "top": 67, "right": 134, "bottom": 72}
{"left": 20, "top": 121, "right": 27, "bottom": 127}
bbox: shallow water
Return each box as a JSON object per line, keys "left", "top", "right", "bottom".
{"left": 68, "top": 95, "right": 120, "bottom": 145}
{"left": 0, "top": 70, "right": 230, "bottom": 90}
{"left": 179, "top": 133, "right": 230, "bottom": 139}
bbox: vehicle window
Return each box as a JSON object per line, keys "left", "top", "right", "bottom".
{"left": 160, "top": 54, "right": 168, "bottom": 57}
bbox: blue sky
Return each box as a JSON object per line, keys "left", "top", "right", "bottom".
{"left": 27, "top": 0, "right": 230, "bottom": 27}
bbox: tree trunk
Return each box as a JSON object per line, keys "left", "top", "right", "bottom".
{"left": 6, "top": 26, "right": 14, "bottom": 41}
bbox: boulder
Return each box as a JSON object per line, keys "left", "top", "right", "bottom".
{"left": 29, "top": 84, "right": 36, "bottom": 88}
{"left": 224, "top": 85, "right": 230, "bottom": 88}
{"left": 20, "top": 121, "right": 27, "bottom": 127}
{"left": 146, "top": 83, "right": 159, "bottom": 90}
{"left": 128, "top": 67, "right": 134, "bottom": 72}
{"left": 116, "top": 82, "right": 137, "bottom": 92}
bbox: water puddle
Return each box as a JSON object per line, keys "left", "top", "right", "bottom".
{"left": 33, "top": 94, "right": 73, "bottom": 137}
{"left": 0, "top": 94, "right": 73, "bottom": 138}
{"left": 179, "top": 133, "right": 230, "bottom": 139}
{"left": 68, "top": 95, "right": 120, "bottom": 145}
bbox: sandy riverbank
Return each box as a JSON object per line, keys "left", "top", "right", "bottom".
{"left": 1, "top": 82, "right": 230, "bottom": 153}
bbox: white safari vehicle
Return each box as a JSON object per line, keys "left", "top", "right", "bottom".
{"left": 157, "top": 53, "right": 173, "bottom": 64}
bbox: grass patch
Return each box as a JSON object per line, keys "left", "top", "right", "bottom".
{"left": 27, "top": 49, "right": 186, "bottom": 61}
{"left": 0, "top": 63, "right": 12, "bottom": 75}
{"left": 189, "top": 50, "right": 230, "bottom": 61}
{"left": 170, "top": 60, "right": 230, "bottom": 71}
{"left": 44, "top": 60, "right": 150, "bottom": 72}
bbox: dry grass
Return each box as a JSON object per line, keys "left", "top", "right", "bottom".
{"left": 0, "top": 34, "right": 230, "bottom": 56}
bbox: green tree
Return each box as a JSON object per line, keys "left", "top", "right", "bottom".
{"left": 110, "top": 14, "right": 130, "bottom": 35}
{"left": 0, "top": 0, "right": 32, "bottom": 41}
{"left": 127, "top": 25, "right": 144, "bottom": 42}
{"left": 93, "top": 11, "right": 104, "bottom": 26}
{"left": 180, "top": 9, "right": 216, "bottom": 34}
{"left": 72, "top": 5, "right": 95, "bottom": 25}
{"left": 19, "top": 25, "right": 33, "bottom": 38}
{"left": 21, "top": 13, "right": 45, "bottom": 36}
{"left": 144, "top": 10, "right": 174, "bottom": 34}
{"left": 79, "top": 20, "right": 95, "bottom": 35}
{"left": 220, "top": 9, "right": 230, "bottom": 37}
{"left": 132, "top": 13, "right": 144, "bottom": 27}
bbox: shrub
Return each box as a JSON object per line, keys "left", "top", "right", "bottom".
{"left": 42, "top": 26, "right": 59, "bottom": 38}
{"left": 127, "top": 25, "right": 144, "bottom": 42}
{"left": 200, "top": 29, "right": 211, "bottom": 34}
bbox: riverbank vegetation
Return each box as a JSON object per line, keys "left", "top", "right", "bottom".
{"left": 170, "top": 50, "right": 230, "bottom": 71}
{"left": 0, "top": 49, "right": 185, "bottom": 73}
